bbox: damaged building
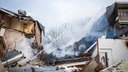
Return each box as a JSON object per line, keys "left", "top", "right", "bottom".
{"left": 0, "top": 1, "right": 128, "bottom": 72}
{"left": 55, "top": 2, "right": 128, "bottom": 72}
{"left": 0, "top": 7, "right": 45, "bottom": 71}
{"left": 81, "top": 2, "right": 128, "bottom": 72}
{"left": 0, "top": 7, "right": 44, "bottom": 50}
{"left": 98, "top": 2, "right": 128, "bottom": 72}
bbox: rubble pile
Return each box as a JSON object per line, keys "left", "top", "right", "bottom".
{"left": 0, "top": 1, "right": 128, "bottom": 72}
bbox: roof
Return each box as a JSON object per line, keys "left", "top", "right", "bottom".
{"left": 0, "top": 7, "right": 36, "bottom": 21}
{"left": 0, "top": 7, "right": 25, "bottom": 17}
{"left": 0, "top": 7, "right": 44, "bottom": 31}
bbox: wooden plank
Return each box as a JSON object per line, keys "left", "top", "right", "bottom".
{"left": 81, "top": 59, "right": 98, "bottom": 72}
{"left": 55, "top": 61, "right": 88, "bottom": 68}
{"left": 35, "top": 22, "right": 41, "bottom": 48}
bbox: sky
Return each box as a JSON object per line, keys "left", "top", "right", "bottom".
{"left": 0, "top": 0, "right": 115, "bottom": 31}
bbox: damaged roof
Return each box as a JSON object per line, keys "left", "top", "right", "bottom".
{"left": 0, "top": 7, "right": 44, "bottom": 31}
{"left": 0, "top": 7, "right": 32, "bottom": 19}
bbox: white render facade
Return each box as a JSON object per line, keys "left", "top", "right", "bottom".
{"left": 98, "top": 38, "right": 128, "bottom": 67}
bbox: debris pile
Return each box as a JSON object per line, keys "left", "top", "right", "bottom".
{"left": 0, "top": 1, "right": 128, "bottom": 72}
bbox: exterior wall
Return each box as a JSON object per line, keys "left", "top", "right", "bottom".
{"left": 3, "top": 14, "right": 12, "bottom": 28}
{"left": 11, "top": 18, "right": 35, "bottom": 34}
{"left": 3, "top": 29, "right": 23, "bottom": 50}
{"left": 35, "top": 23, "right": 41, "bottom": 48}
{"left": 98, "top": 38, "right": 128, "bottom": 67}
{"left": 11, "top": 18, "right": 20, "bottom": 30}
{"left": 0, "top": 12, "right": 2, "bottom": 19}
{"left": 0, "top": 12, "right": 5, "bottom": 27}
{"left": 0, "top": 12, "right": 35, "bottom": 35}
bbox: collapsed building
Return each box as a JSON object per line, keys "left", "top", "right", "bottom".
{"left": 77, "top": 2, "right": 128, "bottom": 72}
{"left": 0, "top": 7, "right": 45, "bottom": 71}
{"left": 79, "top": 2, "right": 128, "bottom": 72}
{"left": 0, "top": 1, "right": 128, "bottom": 72}
{"left": 53, "top": 2, "right": 128, "bottom": 72}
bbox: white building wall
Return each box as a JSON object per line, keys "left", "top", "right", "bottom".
{"left": 98, "top": 38, "right": 128, "bottom": 66}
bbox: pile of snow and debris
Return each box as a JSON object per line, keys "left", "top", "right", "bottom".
{"left": 43, "top": 7, "right": 110, "bottom": 61}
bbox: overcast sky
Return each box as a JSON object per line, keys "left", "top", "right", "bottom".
{"left": 0, "top": 0, "right": 115, "bottom": 31}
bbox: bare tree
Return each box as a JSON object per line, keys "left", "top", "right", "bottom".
{"left": 43, "top": 23, "right": 69, "bottom": 47}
